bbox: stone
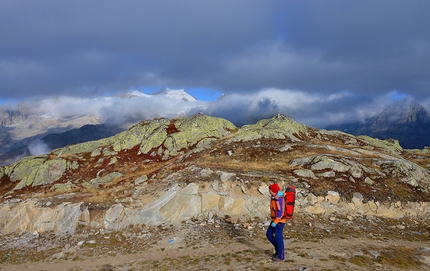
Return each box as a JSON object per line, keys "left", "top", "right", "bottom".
{"left": 211, "top": 180, "right": 219, "bottom": 191}
{"left": 200, "top": 169, "right": 213, "bottom": 177}
{"left": 202, "top": 192, "right": 221, "bottom": 212}
{"left": 50, "top": 181, "right": 77, "bottom": 192}
{"left": 364, "top": 177, "right": 374, "bottom": 185}
{"left": 90, "top": 172, "right": 123, "bottom": 187}
{"left": 219, "top": 171, "right": 235, "bottom": 182}
{"left": 258, "top": 183, "right": 269, "bottom": 195}
{"left": 325, "top": 191, "right": 340, "bottom": 204}
{"left": 317, "top": 171, "right": 336, "bottom": 178}
{"left": 349, "top": 166, "right": 363, "bottom": 178}
{"left": 10, "top": 157, "right": 69, "bottom": 190}
{"left": 294, "top": 169, "right": 316, "bottom": 179}
{"left": 160, "top": 183, "right": 201, "bottom": 223}
{"left": 305, "top": 205, "right": 325, "bottom": 214}
{"left": 310, "top": 156, "right": 350, "bottom": 172}
{"left": 134, "top": 175, "right": 148, "bottom": 185}
{"left": 104, "top": 204, "right": 125, "bottom": 230}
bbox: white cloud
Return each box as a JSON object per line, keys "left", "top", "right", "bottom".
{"left": 28, "top": 140, "right": 50, "bottom": 156}
{"left": 7, "top": 88, "right": 425, "bottom": 133}
{"left": 25, "top": 91, "right": 209, "bottom": 126}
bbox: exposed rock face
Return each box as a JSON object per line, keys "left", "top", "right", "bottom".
{"left": 1, "top": 175, "right": 429, "bottom": 235}
{"left": 0, "top": 200, "right": 84, "bottom": 235}
{"left": 1, "top": 113, "right": 430, "bottom": 236}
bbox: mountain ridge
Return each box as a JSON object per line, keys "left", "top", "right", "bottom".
{"left": 326, "top": 100, "right": 430, "bottom": 149}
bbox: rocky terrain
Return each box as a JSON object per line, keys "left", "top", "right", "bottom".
{"left": 0, "top": 113, "right": 429, "bottom": 270}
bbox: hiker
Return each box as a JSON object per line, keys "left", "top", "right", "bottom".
{"left": 266, "top": 183, "right": 286, "bottom": 262}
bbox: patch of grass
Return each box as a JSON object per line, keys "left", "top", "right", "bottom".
{"left": 375, "top": 246, "right": 424, "bottom": 269}
{"left": 349, "top": 255, "right": 370, "bottom": 267}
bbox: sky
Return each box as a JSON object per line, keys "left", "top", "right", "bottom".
{"left": 1, "top": 0, "right": 430, "bottom": 128}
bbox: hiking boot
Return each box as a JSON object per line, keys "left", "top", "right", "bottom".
{"left": 272, "top": 257, "right": 285, "bottom": 262}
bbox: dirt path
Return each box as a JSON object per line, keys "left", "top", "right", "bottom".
{"left": 1, "top": 217, "right": 429, "bottom": 271}
{"left": 1, "top": 234, "right": 429, "bottom": 271}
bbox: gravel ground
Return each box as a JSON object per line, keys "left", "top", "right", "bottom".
{"left": 1, "top": 214, "right": 429, "bottom": 271}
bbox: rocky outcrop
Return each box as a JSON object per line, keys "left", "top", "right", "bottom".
{"left": 229, "top": 113, "right": 308, "bottom": 142}
{"left": 52, "top": 113, "right": 236, "bottom": 158}
{"left": 0, "top": 200, "right": 84, "bottom": 235}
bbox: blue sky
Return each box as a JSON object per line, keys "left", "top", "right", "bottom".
{"left": 1, "top": 1, "right": 429, "bottom": 126}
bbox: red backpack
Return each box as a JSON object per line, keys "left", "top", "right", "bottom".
{"left": 283, "top": 185, "right": 296, "bottom": 219}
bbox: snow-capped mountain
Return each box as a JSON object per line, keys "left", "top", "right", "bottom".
{"left": 120, "top": 90, "right": 152, "bottom": 99}
{"left": 120, "top": 88, "right": 197, "bottom": 102}
{"left": 151, "top": 88, "right": 197, "bottom": 102}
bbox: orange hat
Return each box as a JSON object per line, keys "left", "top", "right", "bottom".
{"left": 269, "top": 183, "right": 280, "bottom": 194}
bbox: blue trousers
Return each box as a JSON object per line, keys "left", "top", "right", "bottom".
{"left": 266, "top": 223, "right": 285, "bottom": 260}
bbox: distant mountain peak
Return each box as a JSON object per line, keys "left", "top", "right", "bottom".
{"left": 120, "top": 88, "right": 197, "bottom": 102}
{"left": 153, "top": 88, "right": 197, "bottom": 102}
{"left": 326, "top": 100, "right": 430, "bottom": 149}
{"left": 374, "top": 100, "right": 429, "bottom": 124}
{"left": 120, "top": 90, "right": 151, "bottom": 99}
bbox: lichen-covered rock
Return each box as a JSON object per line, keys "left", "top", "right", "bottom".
{"left": 31, "top": 158, "right": 69, "bottom": 187}
{"left": 89, "top": 172, "right": 123, "bottom": 188}
{"left": 230, "top": 114, "right": 308, "bottom": 142}
{"left": 357, "top": 136, "right": 403, "bottom": 155}
{"left": 139, "top": 125, "right": 169, "bottom": 154}
{"left": 50, "top": 181, "right": 78, "bottom": 192}
{"left": 8, "top": 157, "right": 69, "bottom": 190}
{"left": 53, "top": 138, "right": 113, "bottom": 156}
{"left": 7, "top": 156, "right": 46, "bottom": 183}
{"left": 115, "top": 118, "right": 170, "bottom": 153}
{"left": 174, "top": 114, "right": 236, "bottom": 145}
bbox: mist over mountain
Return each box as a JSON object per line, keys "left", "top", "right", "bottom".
{"left": 326, "top": 100, "right": 430, "bottom": 149}
{"left": 0, "top": 89, "right": 200, "bottom": 165}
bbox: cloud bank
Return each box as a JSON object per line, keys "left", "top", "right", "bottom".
{"left": 11, "top": 89, "right": 425, "bottom": 130}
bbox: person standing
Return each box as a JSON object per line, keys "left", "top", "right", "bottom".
{"left": 266, "top": 183, "right": 286, "bottom": 262}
